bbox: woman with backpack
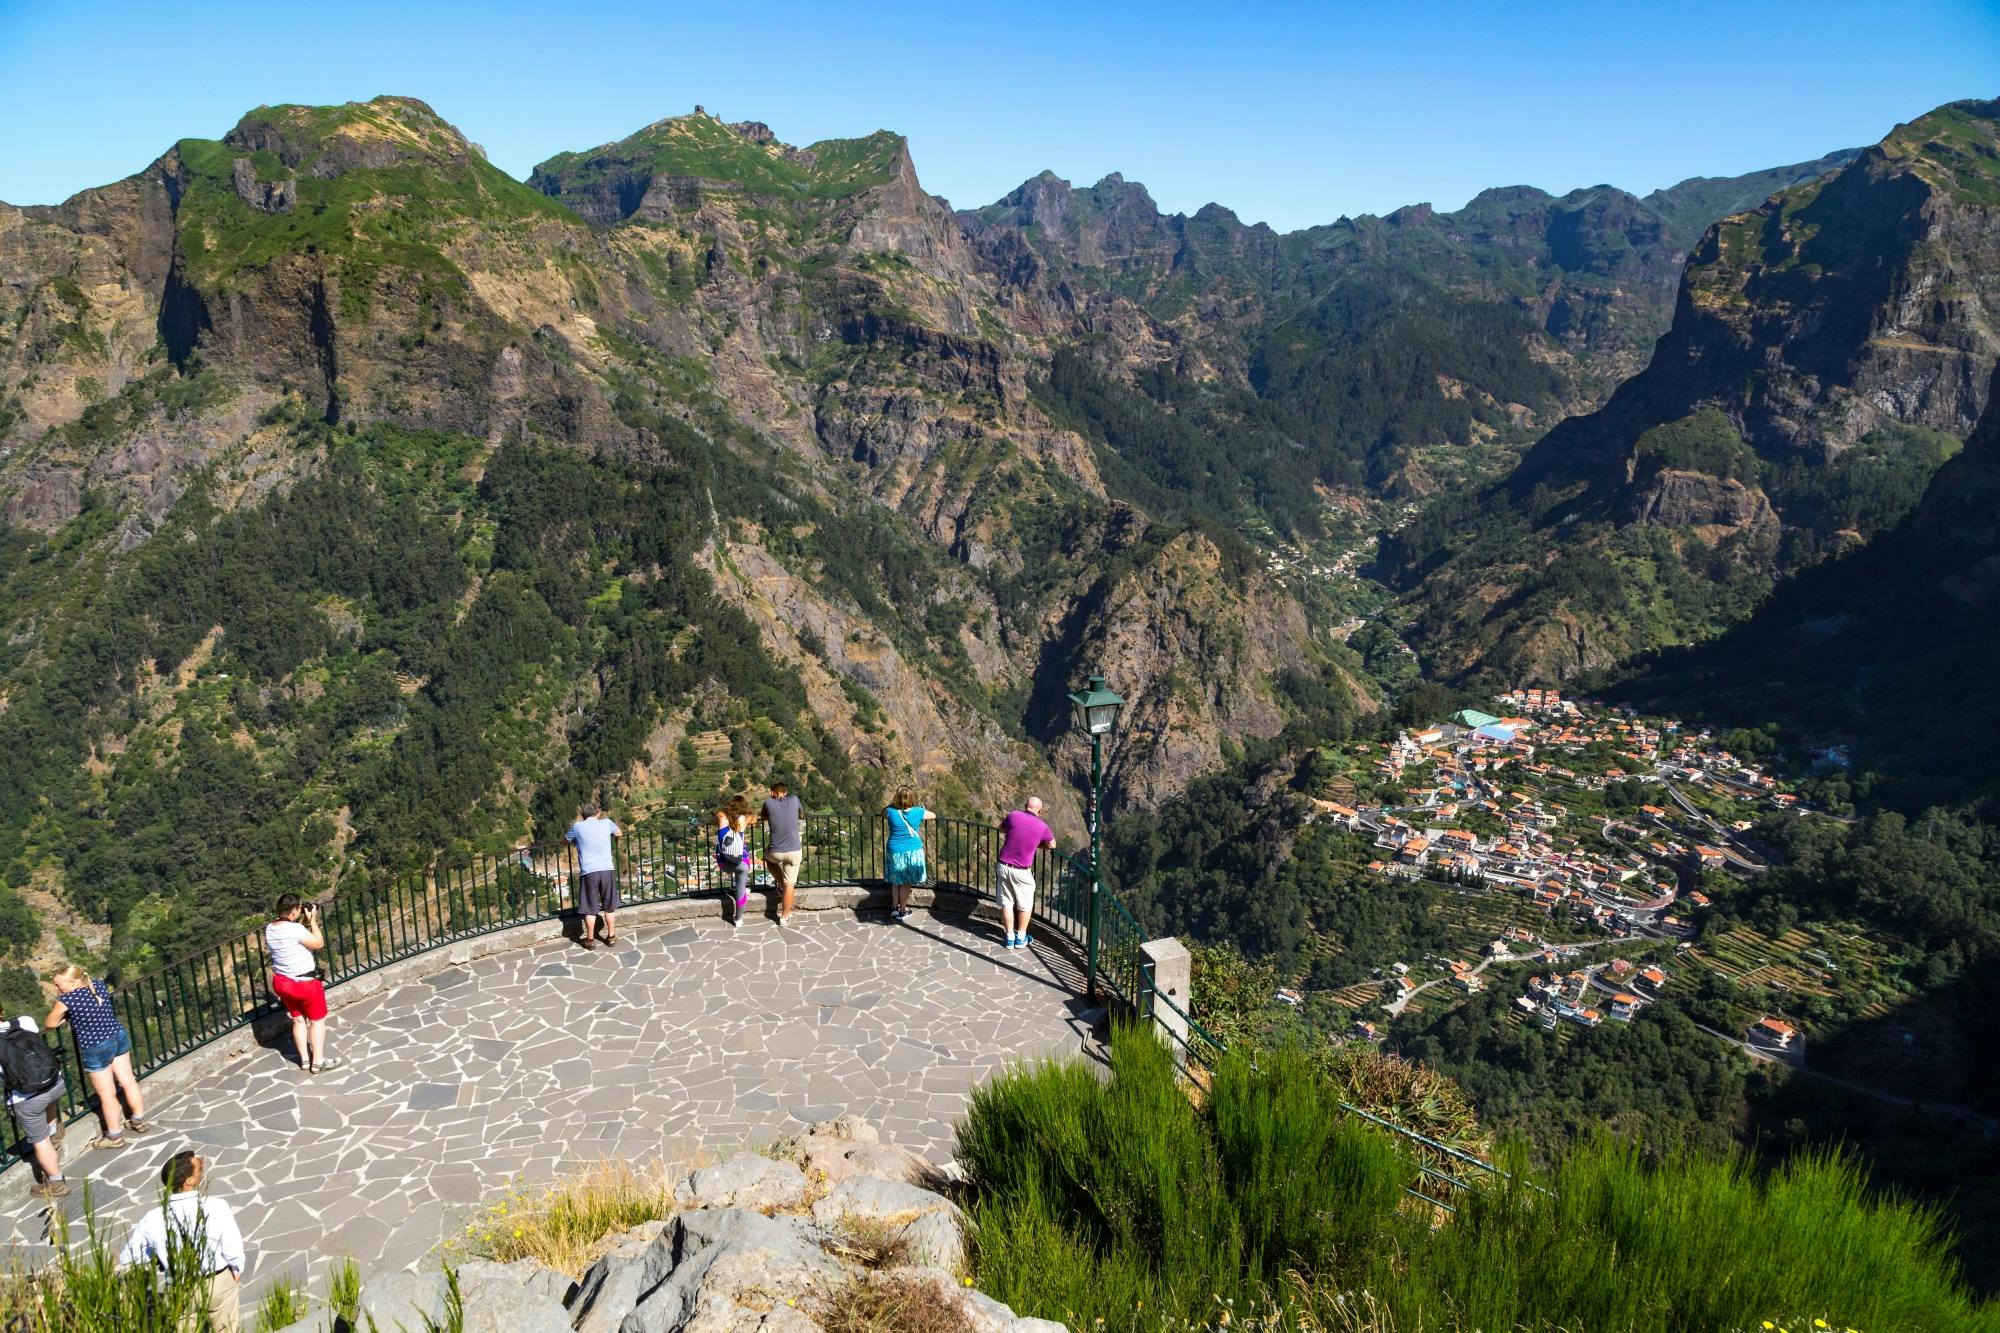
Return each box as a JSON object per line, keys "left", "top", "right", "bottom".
{"left": 884, "top": 786, "right": 933, "bottom": 922}
{"left": 716, "top": 795, "right": 755, "bottom": 929}
{"left": 44, "top": 964, "right": 152, "bottom": 1150}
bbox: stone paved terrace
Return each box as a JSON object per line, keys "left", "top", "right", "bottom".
{"left": 0, "top": 901, "right": 1101, "bottom": 1294}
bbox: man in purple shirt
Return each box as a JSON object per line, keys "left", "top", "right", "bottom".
{"left": 995, "top": 797, "right": 1056, "bottom": 950}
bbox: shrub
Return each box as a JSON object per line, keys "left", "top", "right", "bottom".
{"left": 962, "top": 1026, "right": 2000, "bottom": 1333}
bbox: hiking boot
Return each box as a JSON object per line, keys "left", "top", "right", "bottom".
{"left": 29, "top": 1178, "right": 70, "bottom": 1200}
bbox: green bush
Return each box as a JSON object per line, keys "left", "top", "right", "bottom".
{"left": 962, "top": 1027, "right": 2000, "bottom": 1332}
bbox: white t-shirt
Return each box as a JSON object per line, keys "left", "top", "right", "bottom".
{"left": 265, "top": 920, "right": 315, "bottom": 978}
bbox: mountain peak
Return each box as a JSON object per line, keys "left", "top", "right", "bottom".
{"left": 1874, "top": 96, "right": 2000, "bottom": 203}
{"left": 530, "top": 114, "right": 907, "bottom": 224}
{"left": 222, "top": 95, "right": 477, "bottom": 176}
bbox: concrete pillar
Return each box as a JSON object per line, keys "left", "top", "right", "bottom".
{"left": 1140, "top": 937, "right": 1192, "bottom": 1070}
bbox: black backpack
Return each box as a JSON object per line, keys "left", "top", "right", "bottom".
{"left": 0, "top": 1025, "right": 58, "bottom": 1099}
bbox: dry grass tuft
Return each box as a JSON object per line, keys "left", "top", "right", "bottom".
{"left": 823, "top": 1216, "right": 914, "bottom": 1270}
{"left": 456, "top": 1156, "right": 678, "bottom": 1276}
{"left": 821, "top": 1275, "right": 974, "bottom": 1333}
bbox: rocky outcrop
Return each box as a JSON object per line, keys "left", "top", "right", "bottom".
{"left": 1627, "top": 469, "right": 1779, "bottom": 541}
{"left": 574, "top": 1118, "right": 1056, "bottom": 1333}
{"left": 231, "top": 157, "right": 296, "bottom": 213}
{"left": 275, "top": 1116, "right": 1061, "bottom": 1333}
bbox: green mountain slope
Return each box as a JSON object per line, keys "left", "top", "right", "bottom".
{"left": 1385, "top": 98, "right": 2000, "bottom": 682}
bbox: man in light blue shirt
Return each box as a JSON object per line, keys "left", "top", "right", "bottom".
{"left": 566, "top": 803, "right": 622, "bottom": 950}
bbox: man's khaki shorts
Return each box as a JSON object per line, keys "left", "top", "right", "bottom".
{"left": 765, "top": 849, "right": 802, "bottom": 889}
{"left": 996, "top": 863, "right": 1038, "bottom": 912}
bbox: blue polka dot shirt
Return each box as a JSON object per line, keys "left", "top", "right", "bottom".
{"left": 59, "top": 980, "right": 122, "bottom": 1046}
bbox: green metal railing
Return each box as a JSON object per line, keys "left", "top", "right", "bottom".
{"left": 10, "top": 807, "right": 1524, "bottom": 1213}
{"left": 2, "top": 814, "right": 1096, "bottom": 1166}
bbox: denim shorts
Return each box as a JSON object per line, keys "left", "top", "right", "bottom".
{"left": 79, "top": 1029, "right": 132, "bottom": 1073}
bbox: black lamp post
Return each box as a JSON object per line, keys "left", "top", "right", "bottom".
{"left": 1067, "top": 673, "right": 1124, "bottom": 997}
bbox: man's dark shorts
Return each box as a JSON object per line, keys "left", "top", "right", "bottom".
{"left": 578, "top": 870, "right": 621, "bottom": 916}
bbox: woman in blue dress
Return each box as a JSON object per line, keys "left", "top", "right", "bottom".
{"left": 884, "top": 787, "right": 932, "bottom": 922}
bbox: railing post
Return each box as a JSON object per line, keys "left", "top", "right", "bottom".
{"left": 1139, "top": 937, "right": 1191, "bottom": 1072}
{"left": 1087, "top": 865, "right": 1101, "bottom": 999}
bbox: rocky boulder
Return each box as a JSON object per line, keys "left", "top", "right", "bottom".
{"left": 558, "top": 1114, "right": 1059, "bottom": 1332}
{"left": 673, "top": 1152, "right": 811, "bottom": 1211}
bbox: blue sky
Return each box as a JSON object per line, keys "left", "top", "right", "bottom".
{"left": 2, "top": 0, "right": 1996, "bottom": 231}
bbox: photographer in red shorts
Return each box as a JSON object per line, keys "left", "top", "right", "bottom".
{"left": 265, "top": 894, "right": 341, "bottom": 1076}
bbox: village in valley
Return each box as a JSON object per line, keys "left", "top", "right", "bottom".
{"left": 1289, "top": 688, "right": 1849, "bottom": 1063}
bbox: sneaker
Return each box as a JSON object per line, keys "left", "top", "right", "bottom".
{"left": 1003, "top": 933, "right": 1018, "bottom": 949}
{"left": 90, "top": 1135, "right": 126, "bottom": 1152}
{"left": 30, "top": 1178, "right": 70, "bottom": 1200}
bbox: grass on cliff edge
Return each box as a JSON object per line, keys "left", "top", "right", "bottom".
{"left": 455, "top": 1156, "right": 678, "bottom": 1276}
{"left": 959, "top": 1026, "right": 1998, "bottom": 1333}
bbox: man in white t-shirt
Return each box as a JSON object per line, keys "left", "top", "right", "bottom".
{"left": 120, "top": 1150, "right": 246, "bottom": 1331}
{"left": 566, "top": 803, "right": 623, "bottom": 950}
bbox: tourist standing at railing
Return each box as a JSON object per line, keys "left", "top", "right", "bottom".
{"left": 996, "top": 797, "right": 1056, "bottom": 950}
{"left": 885, "top": 788, "right": 932, "bottom": 922}
{"left": 119, "top": 1150, "right": 246, "bottom": 1332}
{"left": 760, "top": 779, "right": 804, "bottom": 928}
{"left": 717, "top": 796, "right": 754, "bottom": 928}
{"left": 265, "top": 896, "right": 340, "bottom": 1076}
{"left": 0, "top": 1015, "right": 69, "bottom": 1198}
{"left": 566, "top": 802, "right": 623, "bottom": 949}
{"left": 45, "top": 964, "right": 153, "bottom": 1150}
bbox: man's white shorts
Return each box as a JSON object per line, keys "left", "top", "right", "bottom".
{"left": 995, "top": 862, "right": 1038, "bottom": 913}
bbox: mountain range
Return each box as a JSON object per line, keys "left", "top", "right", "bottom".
{"left": 0, "top": 90, "right": 1988, "bottom": 972}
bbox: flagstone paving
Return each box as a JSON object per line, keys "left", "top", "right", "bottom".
{"left": 0, "top": 910, "right": 1098, "bottom": 1293}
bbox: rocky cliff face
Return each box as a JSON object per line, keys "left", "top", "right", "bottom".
{"left": 1393, "top": 99, "right": 2000, "bottom": 683}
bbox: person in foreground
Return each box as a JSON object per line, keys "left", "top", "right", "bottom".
{"left": 0, "top": 1014, "right": 69, "bottom": 1198}
{"left": 265, "top": 895, "right": 339, "bottom": 1075}
{"left": 885, "top": 787, "right": 932, "bottom": 921}
{"left": 45, "top": 964, "right": 153, "bottom": 1149}
{"left": 996, "top": 796, "right": 1055, "bottom": 950}
{"left": 761, "top": 778, "right": 804, "bottom": 928}
{"left": 120, "top": 1150, "right": 246, "bottom": 1333}
{"left": 566, "top": 801, "right": 623, "bottom": 949}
